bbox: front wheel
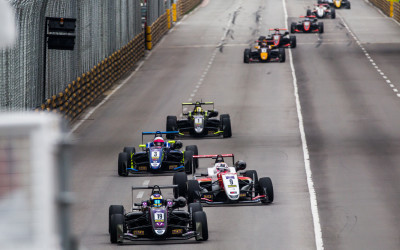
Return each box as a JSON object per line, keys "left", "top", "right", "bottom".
{"left": 346, "top": 2, "right": 351, "bottom": 9}
{"left": 279, "top": 48, "right": 286, "bottom": 63}
{"left": 166, "top": 116, "right": 178, "bottom": 139}
{"left": 290, "top": 22, "right": 296, "bottom": 33}
{"left": 184, "top": 150, "right": 194, "bottom": 174}
{"left": 173, "top": 172, "right": 188, "bottom": 198}
{"left": 243, "top": 48, "right": 250, "bottom": 63}
{"left": 193, "top": 211, "right": 208, "bottom": 241}
{"left": 110, "top": 214, "right": 124, "bottom": 243}
{"left": 331, "top": 8, "right": 336, "bottom": 18}
{"left": 259, "top": 177, "right": 274, "bottom": 204}
{"left": 290, "top": 35, "right": 296, "bottom": 48}
{"left": 109, "top": 205, "right": 124, "bottom": 234}
{"left": 220, "top": 114, "right": 232, "bottom": 138}
{"left": 118, "top": 152, "right": 128, "bottom": 176}
{"left": 318, "top": 22, "right": 324, "bottom": 33}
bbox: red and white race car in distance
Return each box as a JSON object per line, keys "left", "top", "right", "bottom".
{"left": 307, "top": 3, "right": 336, "bottom": 19}
{"left": 172, "top": 154, "right": 274, "bottom": 205}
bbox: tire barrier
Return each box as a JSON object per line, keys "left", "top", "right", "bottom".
{"left": 180, "top": 0, "right": 202, "bottom": 16}
{"left": 369, "top": 0, "right": 400, "bottom": 22}
{"left": 146, "top": 13, "right": 169, "bottom": 50}
{"left": 35, "top": 33, "right": 145, "bottom": 121}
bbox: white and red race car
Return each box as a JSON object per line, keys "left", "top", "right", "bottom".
{"left": 172, "top": 154, "right": 274, "bottom": 205}
{"left": 307, "top": 3, "right": 336, "bottom": 19}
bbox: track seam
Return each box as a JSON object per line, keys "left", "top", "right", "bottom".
{"left": 282, "top": 0, "right": 324, "bottom": 249}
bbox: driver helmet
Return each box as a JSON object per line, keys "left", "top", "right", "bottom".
{"left": 261, "top": 42, "right": 267, "bottom": 47}
{"left": 195, "top": 106, "right": 203, "bottom": 113}
{"left": 150, "top": 193, "right": 163, "bottom": 208}
{"left": 216, "top": 163, "right": 229, "bottom": 173}
{"left": 154, "top": 137, "right": 164, "bottom": 147}
{"left": 275, "top": 30, "right": 279, "bottom": 35}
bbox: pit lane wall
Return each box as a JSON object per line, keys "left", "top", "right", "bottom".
{"left": 369, "top": 0, "right": 400, "bottom": 22}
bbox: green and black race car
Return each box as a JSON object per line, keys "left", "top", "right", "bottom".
{"left": 166, "top": 101, "right": 232, "bottom": 139}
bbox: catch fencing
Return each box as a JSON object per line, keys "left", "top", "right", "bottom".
{"left": 1, "top": 0, "right": 201, "bottom": 120}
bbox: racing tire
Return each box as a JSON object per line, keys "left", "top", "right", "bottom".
{"left": 184, "top": 150, "right": 195, "bottom": 174}
{"left": 279, "top": 48, "right": 286, "bottom": 63}
{"left": 243, "top": 49, "right": 250, "bottom": 63}
{"left": 318, "top": 22, "right": 324, "bottom": 33}
{"left": 166, "top": 116, "right": 178, "bottom": 139}
{"left": 331, "top": 8, "right": 336, "bottom": 19}
{"left": 244, "top": 170, "right": 259, "bottom": 196}
{"left": 346, "top": 2, "right": 351, "bottom": 9}
{"left": 188, "top": 201, "right": 203, "bottom": 213}
{"left": 306, "top": 9, "right": 312, "bottom": 16}
{"left": 109, "top": 205, "right": 124, "bottom": 234}
{"left": 186, "top": 145, "right": 199, "bottom": 168}
{"left": 110, "top": 214, "right": 124, "bottom": 244}
{"left": 187, "top": 180, "right": 201, "bottom": 203}
{"left": 290, "top": 35, "right": 296, "bottom": 48}
{"left": 220, "top": 114, "right": 232, "bottom": 138}
{"left": 173, "top": 172, "right": 188, "bottom": 198}
{"left": 118, "top": 152, "right": 129, "bottom": 177}
{"left": 259, "top": 177, "right": 274, "bottom": 204}
{"left": 123, "top": 147, "right": 135, "bottom": 169}
{"left": 193, "top": 211, "right": 208, "bottom": 241}
{"left": 290, "top": 22, "right": 296, "bottom": 33}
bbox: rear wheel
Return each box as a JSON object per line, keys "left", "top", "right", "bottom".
{"left": 166, "top": 116, "right": 177, "bottom": 139}
{"left": 118, "top": 152, "right": 128, "bottom": 176}
{"left": 290, "top": 35, "right": 296, "bottom": 48}
{"left": 188, "top": 202, "right": 203, "bottom": 214}
{"left": 306, "top": 9, "right": 312, "bottom": 16}
{"left": 109, "top": 205, "right": 124, "bottom": 234}
{"left": 259, "top": 177, "right": 274, "bottom": 204}
{"left": 173, "top": 172, "right": 188, "bottom": 198}
{"left": 186, "top": 145, "right": 199, "bottom": 168}
{"left": 346, "top": 2, "right": 351, "bottom": 9}
{"left": 187, "top": 180, "right": 201, "bottom": 203}
{"left": 244, "top": 170, "right": 259, "bottom": 196}
{"left": 184, "top": 150, "right": 194, "bottom": 174}
{"left": 193, "top": 211, "right": 208, "bottom": 241}
{"left": 318, "top": 22, "right": 324, "bottom": 33}
{"left": 290, "top": 22, "right": 296, "bottom": 33}
{"left": 220, "top": 114, "right": 232, "bottom": 138}
{"left": 331, "top": 8, "right": 336, "bottom": 18}
{"left": 243, "top": 48, "right": 250, "bottom": 63}
{"left": 279, "top": 48, "right": 286, "bottom": 63}
{"left": 110, "top": 214, "right": 124, "bottom": 243}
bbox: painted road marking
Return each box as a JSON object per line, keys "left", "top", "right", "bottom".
{"left": 282, "top": 0, "right": 324, "bottom": 249}
{"left": 136, "top": 191, "right": 144, "bottom": 199}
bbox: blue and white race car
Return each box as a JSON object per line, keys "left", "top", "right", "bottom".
{"left": 117, "top": 131, "right": 198, "bottom": 176}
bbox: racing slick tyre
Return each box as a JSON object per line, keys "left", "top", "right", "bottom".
{"left": 318, "top": 22, "right": 324, "bottom": 33}
{"left": 188, "top": 201, "right": 203, "bottom": 213}
{"left": 166, "top": 116, "right": 178, "bottom": 139}
{"left": 290, "top": 22, "right": 296, "bottom": 33}
{"left": 220, "top": 114, "right": 232, "bottom": 138}
{"left": 173, "top": 172, "right": 188, "bottom": 198}
{"left": 346, "top": 2, "right": 351, "bottom": 9}
{"left": 279, "top": 48, "right": 286, "bottom": 63}
{"left": 290, "top": 35, "right": 296, "bottom": 48}
{"left": 184, "top": 150, "right": 195, "bottom": 174}
{"left": 110, "top": 214, "right": 125, "bottom": 243}
{"left": 306, "top": 9, "right": 312, "bottom": 16}
{"left": 186, "top": 145, "right": 199, "bottom": 168}
{"left": 187, "top": 180, "right": 201, "bottom": 203}
{"left": 193, "top": 211, "right": 208, "bottom": 241}
{"left": 109, "top": 205, "right": 124, "bottom": 234}
{"left": 331, "top": 8, "right": 336, "bottom": 18}
{"left": 243, "top": 49, "right": 250, "bottom": 63}
{"left": 123, "top": 147, "right": 135, "bottom": 169}
{"left": 118, "top": 152, "right": 129, "bottom": 176}
{"left": 259, "top": 177, "right": 274, "bottom": 204}
{"left": 244, "top": 170, "right": 259, "bottom": 195}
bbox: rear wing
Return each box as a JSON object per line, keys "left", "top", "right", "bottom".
{"left": 141, "top": 130, "right": 179, "bottom": 144}
{"left": 193, "top": 154, "right": 235, "bottom": 166}
{"left": 300, "top": 15, "right": 316, "bottom": 18}
{"left": 181, "top": 102, "right": 214, "bottom": 114}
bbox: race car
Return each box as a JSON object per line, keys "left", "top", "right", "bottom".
{"left": 109, "top": 185, "right": 208, "bottom": 243}
{"left": 259, "top": 28, "right": 296, "bottom": 48}
{"left": 172, "top": 154, "right": 274, "bottom": 205}
{"left": 291, "top": 16, "right": 324, "bottom": 33}
{"left": 307, "top": 3, "right": 336, "bottom": 18}
{"left": 243, "top": 40, "right": 285, "bottom": 63}
{"left": 166, "top": 101, "right": 232, "bottom": 139}
{"left": 318, "top": 0, "right": 351, "bottom": 9}
{"left": 117, "top": 131, "right": 198, "bottom": 176}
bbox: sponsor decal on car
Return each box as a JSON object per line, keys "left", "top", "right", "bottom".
{"left": 172, "top": 229, "right": 183, "bottom": 234}
{"left": 138, "top": 166, "right": 147, "bottom": 171}
{"left": 202, "top": 194, "right": 213, "bottom": 199}
{"left": 169, "top": 165, "right": 177, "bottom": 170}
{"left": 133, "top": 230, "right": 144, "bottom": 235}
{"left": 228, "top": 185, "right": 237, "bottom": 188}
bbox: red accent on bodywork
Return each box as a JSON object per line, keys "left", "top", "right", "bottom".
{"left": 197, "top": 178, "right": 212, "bottom": 182}
{"left": 252, "top": 195, "right": 266, "bottom": 200}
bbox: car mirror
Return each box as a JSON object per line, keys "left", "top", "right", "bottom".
{"left": 208, "top": 110, "right": 218, "bottom": 117}
{"left": 235, "top": 160, "right": 247, "bottom": 171}
{"left": 172, "top": 140, "right": 182, "bottom": 149}
{"left": 174, "top": 197, "right": 187, "bottom": 208}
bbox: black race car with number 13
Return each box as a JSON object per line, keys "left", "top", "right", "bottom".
{"left": 166, "top": 101, "right": 232, "bottom": 138}
{"left": 291, "top": 16, "right": 324, "bottom": 33}
{"left": 244, "top": 40, "right": 285, "bottom": 63}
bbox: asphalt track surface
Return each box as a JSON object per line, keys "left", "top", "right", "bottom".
{"left": 70, "top": 0, "right": 400, "bottom": 249}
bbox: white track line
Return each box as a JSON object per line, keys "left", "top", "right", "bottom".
{"left": 282, "top": 0, "right": 324, "bottom": 249}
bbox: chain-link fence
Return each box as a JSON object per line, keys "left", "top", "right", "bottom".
{"left": 0, "top": 0, "right": 143, "bottom": 111}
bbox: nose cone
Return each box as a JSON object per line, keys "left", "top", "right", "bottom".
{"left": 260, "top": 52, "right": 268, "bottom": 60}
